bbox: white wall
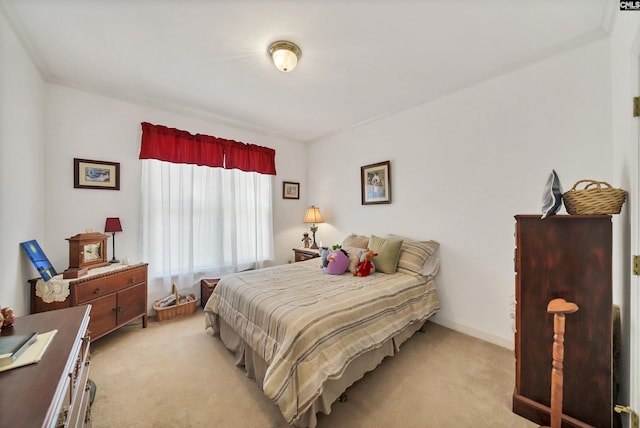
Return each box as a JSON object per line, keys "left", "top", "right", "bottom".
{"left": 308, "top": 38, "right": 613, "bottom": 348}
{"left": 0, "top": 12, "right": 46, "bottom": 316}
{"left": 42, "top": 85, "right": 309, "bottom": 305}
{"left": 1, "top": 6, "right": 623, "bottom": 356}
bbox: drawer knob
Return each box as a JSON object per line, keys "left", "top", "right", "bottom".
{"left": 93, "top": 287, "right": 100, "bottom": 294}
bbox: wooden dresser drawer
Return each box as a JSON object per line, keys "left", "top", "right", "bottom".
{"left": 73, "top": 265, "right": 147, "bottom": 304}
{"left": 30, "top": 263, "right": 148, "bottom": 342}
{"left": 293, "top": 248, "right": 320, "bottom": 262}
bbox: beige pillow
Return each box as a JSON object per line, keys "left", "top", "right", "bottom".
{"left": 342, "top": 234, "right": 369, "bottom": 249}
{"left": 397, "top": 240, "right": 439, "bottom": 276}
{"left": 368, "top": 235, "right": 404, "bottom": 274}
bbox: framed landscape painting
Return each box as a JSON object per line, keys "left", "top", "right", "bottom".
{"left": 74, "top": 158, "right": 120, "bottom": 190}
{"left": 361, "top": 160, "right": 391, "bottom": 205}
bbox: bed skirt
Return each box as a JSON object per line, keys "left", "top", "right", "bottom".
{"left": 208, "top": 312, "right": 429, "bottom": 427}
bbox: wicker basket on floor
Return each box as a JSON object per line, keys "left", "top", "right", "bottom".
{"left": 562, "top": 180, "right": 626, "bottom": 215}
{"left": 153, "top": 283, "right": 197, "bottom": 321}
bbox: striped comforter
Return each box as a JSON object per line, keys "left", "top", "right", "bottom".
{"left": 204, "top": 259, "right": 440, "bottom": 424}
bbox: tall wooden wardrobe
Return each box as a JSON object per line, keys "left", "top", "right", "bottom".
{"left": 513, "top": 215, "right": 612, "bottom": 428}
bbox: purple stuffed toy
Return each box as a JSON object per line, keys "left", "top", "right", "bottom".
{"left": 323, "top": 249, "right": 349, "bottom": 274}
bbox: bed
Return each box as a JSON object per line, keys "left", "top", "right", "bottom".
{"left": 204, "top": 234, "right": 440, "bottom": 427}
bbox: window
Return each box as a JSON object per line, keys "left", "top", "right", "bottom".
{"left": 140, "top": 159, "right": 273, "bottom": 287}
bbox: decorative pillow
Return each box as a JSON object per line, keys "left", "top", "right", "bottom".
{"left": 368, "top": 235, "right": 404, "bottom": 274}
{"left": 421, "top": 256, "right": 440, "bottom": 276}
{"left": 541, "top": 170, "right": 563, "bottom": 219}
{"left": 323, "top": 249, "right": 350, "bottom": 274}
{"left": 397, "top": 240, "right": 440, "bottom": 276}
{"left": 342, "top": 234, "right": 369, "bottom": 249}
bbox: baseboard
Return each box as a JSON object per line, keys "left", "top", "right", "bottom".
{"left": 429, "top": 316, "right": 513, "bottom": 350}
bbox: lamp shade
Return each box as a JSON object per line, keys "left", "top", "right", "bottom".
{"left": 303, "top": 206, "right": 324, "bottom": 224}
{"left": 269, "top": 40, "right": 301, "bottom": 72}
{"left": 104, "top": 217, "right": 123, "bottom": 233}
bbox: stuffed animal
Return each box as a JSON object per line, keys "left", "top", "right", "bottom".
{"left": 1, "top": 307, "right": 15, "bottom": 329}
{"left": 353, "top": 249, "right": 377, "bottom": 277}
{"left": 319, "top": 247, "right": 330, "bottom": 268}
{"left": 324, "top": 248, "right": 350, "bottom": 274}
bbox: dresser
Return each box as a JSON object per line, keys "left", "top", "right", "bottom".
{"left": 0, "top": 305, "right": 92, "bottom": 427}
{"left": 513, "top": 215, "right": 612, "bottom": 427}
{"left": 30, "top": 263, "right": 148, "bottom": 340}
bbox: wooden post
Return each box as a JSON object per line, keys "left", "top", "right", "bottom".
{"left": 542, "top": 298, "right": 579, "bottom": 428}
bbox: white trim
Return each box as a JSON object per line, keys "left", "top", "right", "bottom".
{"left": 629, "top": 29, "right": 640, "bottom": 416}
{"left": 430, "top": 316, "right": 513, "bottom": 350}
{"left": 632, "top": 67, "right": 640, "bottom": 418}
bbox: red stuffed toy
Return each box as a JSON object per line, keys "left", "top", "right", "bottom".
{"left": 353, "top": 249, "right": 377, "bottom": 277}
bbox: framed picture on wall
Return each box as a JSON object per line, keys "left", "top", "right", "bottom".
{"left": 74, "top": 158, "right": 120, "bottom": 190}
{"left": 283, "top": 181, "right": 300, "bottom": 199}
{"left": 361, "top": 160, "right": 391, "bottom": 205}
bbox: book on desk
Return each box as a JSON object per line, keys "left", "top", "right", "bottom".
{"left": 0, "top": 332, "right": 38, "bottom": 366}
{"left": 0, "top": 330, "right": 57, "bottom": 372}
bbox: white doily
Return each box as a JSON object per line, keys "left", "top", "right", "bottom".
{"left": 35, "top": 278, "right": 70, "bottom": 303}
{"left": 34, "top": 263, "right": 133, "bottom": 303}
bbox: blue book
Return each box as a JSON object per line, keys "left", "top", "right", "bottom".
{"left": 20, "top": 240, "right": 57, "bottom": 281}
{"left": 0, "top": 332, "right": 38, "bottom": 366}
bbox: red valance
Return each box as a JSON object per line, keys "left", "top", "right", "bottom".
{"left": 139, "top": 122, "right": 276, "bottom": 175}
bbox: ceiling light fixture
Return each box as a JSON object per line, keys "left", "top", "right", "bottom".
{"left": 268, "top": 40, "right": 301, "bottom": 72}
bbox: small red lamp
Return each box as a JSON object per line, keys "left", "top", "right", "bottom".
{"left": 104, "top": 217, "right": 123, "bottom": 263}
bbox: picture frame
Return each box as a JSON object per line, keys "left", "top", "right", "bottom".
{"left": 20, "top": 240, "right": 57, "bottom": 281}
{"left": 361, "top": 160, "right": 391, "bottom": 205}
{"left": 283, "top": 181, "right": 300, "bottom": 199}
{"left": 74, "top": 158, "right": 120, "bottom": 190}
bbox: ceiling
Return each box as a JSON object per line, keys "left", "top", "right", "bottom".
{"left": 1, "top": 0, "right": 613, "bottom": 142}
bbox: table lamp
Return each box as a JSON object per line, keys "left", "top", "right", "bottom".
{"left": 104, "top": 217, "right": 123, "bottom": 263}
{"left": 303, "top": 206, "right": 324, "bottom": 249}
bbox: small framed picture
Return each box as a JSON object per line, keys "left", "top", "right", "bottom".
{"left": 283, "top": 181, "right": 300, "bottom": 199}
{"left": 361, "top": 160, "right": 391, "bottom": 205}
{"left": 74, "top": 158, "right": 120, "bottom": 190}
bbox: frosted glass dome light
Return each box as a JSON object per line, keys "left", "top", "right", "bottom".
{"left": 268, "top": 41, "right": 302, "bottom": 72}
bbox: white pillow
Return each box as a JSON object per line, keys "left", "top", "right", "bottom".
{"left": 421, "top": 256, "right": 440, "bottom": 276}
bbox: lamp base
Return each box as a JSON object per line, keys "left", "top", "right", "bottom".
{"left": 109, "top": 258, "right": 120, "bottom": 264}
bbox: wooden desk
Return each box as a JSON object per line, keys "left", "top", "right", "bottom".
{"left": 0, "top": 305, "right": 92, "bottom": 427}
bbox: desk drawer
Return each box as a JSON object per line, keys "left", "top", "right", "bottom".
{"left": 73, "top": 265, "right": 147, "bottom": 304}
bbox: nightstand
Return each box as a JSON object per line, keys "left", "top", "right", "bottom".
{"left": 200, "top": 278, "right": 220, "bottom": 309}
{"left": 293, "top": 248, "right": 320, "bottom": 262}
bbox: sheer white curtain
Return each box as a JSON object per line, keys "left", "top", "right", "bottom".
{"left": 140, "top": 159, "right": 274, "bottom": 289}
